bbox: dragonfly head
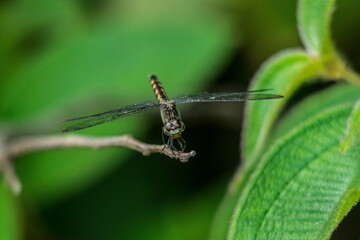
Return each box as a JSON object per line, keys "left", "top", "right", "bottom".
{"left": 163, "top": 119, "right": 185, "bottom": 139}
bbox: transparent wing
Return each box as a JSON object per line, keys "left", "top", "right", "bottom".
{"left": 61, "top": 101, "right": 160, "bottom": 132}
{"left": 172, "top": 90, "right": 283, "bottom": 104}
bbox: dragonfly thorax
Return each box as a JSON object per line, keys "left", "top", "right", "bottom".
{"left": 159, "top": 101, "right": 185, "bottom": 139}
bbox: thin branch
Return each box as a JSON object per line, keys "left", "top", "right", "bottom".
{"left": 0, "top": 134, "right": 195, "bottom": 194}
{"left": 7, "top": 135, "right": 196, "bottom": 162}
{"left": 0, "top": 137, "right": 22, "bottom": 195}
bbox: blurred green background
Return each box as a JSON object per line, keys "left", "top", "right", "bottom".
{"left": 1, "top": 0, "right": 360, "bottom": 239}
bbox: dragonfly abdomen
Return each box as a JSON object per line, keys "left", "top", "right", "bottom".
{"left": 149, "top": 74, "right": 169, "bottom": 103}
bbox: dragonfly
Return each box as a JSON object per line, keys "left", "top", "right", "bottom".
{"left": 62, "top": 75, "right": 283, "bottom": 151}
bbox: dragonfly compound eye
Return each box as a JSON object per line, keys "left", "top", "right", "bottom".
{"left": 172, "top": 120, "right": 181, "bottom": 128}
{"left": 165, "top": 122, "right": 172, "bottom": 131}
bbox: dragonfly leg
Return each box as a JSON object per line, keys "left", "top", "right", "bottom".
{"left": 168, "top": 137, "right": 175, "bottom": 150}
{"left": 167, "top": 136, "right": 186, "bottom": 152}
{"left": 160, "top": 135, "right": 174, "bottom": 153}
{"left": 167, "top": 137, "right": 179, "bottom": 155}
{"left": 161, "top": 130, "right": 167, "bottom": 145}
{"left": 176, "top": 137, "right": 186, "bottom": 152}
{"left": 159, "top": 130, "right": 169, "bottom": 153}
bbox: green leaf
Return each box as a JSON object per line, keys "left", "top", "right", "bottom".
{"left": 212, "top": 1, "right": 360, "bottom": 239}
{"left": 297, "top": 0, "right": 360, "bottom": 87}
{"left": 210, "top": 84, "right": 360, "bottom": 240}
{"left": 340, "top": 99, "right": 360, "bottom": 152}
{"left": 297, "top": 0, "right": 336, "bottom": 57}
{"left": 242, "top": 49, "right": 321, "bottom": 165}
{"left": 273, "top": 84, "right": 360, "bottom": 141}
{"left": 0, "top": 185, "right": 21, "bottom": 240}
{"left": 228, "top": 104, "right": 360, "bottom": 240}
{"left": 1, "top": 21, "right": 231, "bottom": 205}
{"left": 211, "top": 50, "right": 320, "bottom": 240}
